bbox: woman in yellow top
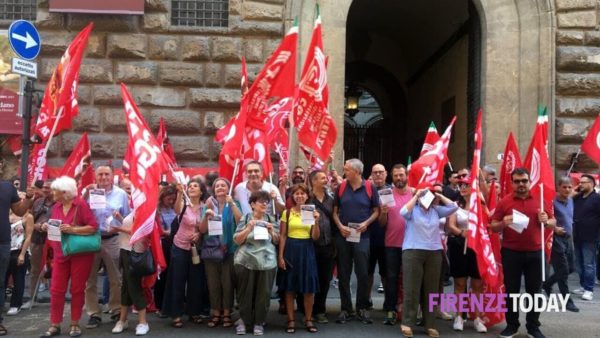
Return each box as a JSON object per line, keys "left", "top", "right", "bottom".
{"left": 278, "top": 183, "right": 320, "bottom": 334}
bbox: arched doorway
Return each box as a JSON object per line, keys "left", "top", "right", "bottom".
{"left": 344, "top": 0, "right": 479, "bottom": 177}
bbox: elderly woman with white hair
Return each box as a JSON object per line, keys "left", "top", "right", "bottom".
{"left": 40, "top": 176, "right": 98, "bottom": 338}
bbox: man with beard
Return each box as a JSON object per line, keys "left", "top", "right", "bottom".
{"left": 378, "top": 164, "right": 413, "bottom": 325}
{"left": 280, "top": 166, "right": 306, "bottom": 209}
{"left": 367, "top": 164, "right": 390, "bottom": 308}
{"left": 491, "top": 167, "right": 555, "bottom": 338}
{"left": 234, "top": 160, "right": 285, "bottom": 216}
{"left": 571, "top": 174, "right": 600, "bottom": 301}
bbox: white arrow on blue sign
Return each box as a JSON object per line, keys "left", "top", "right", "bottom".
{"left": 8, "top": 20, "right": 41, "bottom": 60}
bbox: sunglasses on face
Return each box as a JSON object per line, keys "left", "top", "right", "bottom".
{"left": 512, "top": 179, "right": 529, "bottom": 185}
{"left": 457, "top": 174, "right": 467, "bottom": 178}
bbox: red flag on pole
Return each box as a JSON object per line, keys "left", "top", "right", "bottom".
{"left": 581, "top": 113, "right": 600, "bottom": 164}
{"left": 294, "top": 7, "right": 337, "bottom": 162}
{"left": 27, "top": 143, "right": 48, "bottom": 185}
{"left": 408, "top": 117, "right": 456, "bottom": 186}
{"left": 156, "top": 117, "right": 177, "bottom": 165}
{"left": 499, "top": 132, "right": 522, "bottom": 198}
{"left": 121, "top": 84, "right": 172, "bottom": 245}
{"left": 523, "top": 116, "right": 555, "bottom": 263}
{"left": 59, "top": 132, "right": 93, "bottom": 192}
{"left": 34, "top": 23, "right": 93, "bottom": 142}
{"left": 420, "top": 121, "right": 440, "bottom": 156}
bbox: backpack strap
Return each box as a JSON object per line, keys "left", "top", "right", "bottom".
{"left": 338, "top": 179, "right": 372, "bottom": 199}
{"left": 338, "top": 180, "right": 347, "bottom": 198}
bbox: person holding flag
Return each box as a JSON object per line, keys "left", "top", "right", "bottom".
{"left": 490, "top": 168, "right": 556, "bottom": 338}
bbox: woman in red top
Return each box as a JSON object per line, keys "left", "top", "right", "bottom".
{"left": 40, "top": 176, "right": 98, "bottom": 338}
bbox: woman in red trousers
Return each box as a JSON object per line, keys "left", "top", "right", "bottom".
{"left": 40, "top": 176, "right": 98, "bottom": 337}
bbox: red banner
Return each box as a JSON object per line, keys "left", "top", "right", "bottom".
{"left": 499, "top": 132, "right": 522, "bottom": 199}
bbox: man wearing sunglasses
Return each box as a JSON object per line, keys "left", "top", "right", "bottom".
{"left": 490, "top": 167, "right": 556, "bottom": 338}
{"left": 571, "top": 174, "right": 600, "bottom": 302}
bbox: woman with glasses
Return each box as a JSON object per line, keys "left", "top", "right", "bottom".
{"left": 446, "top": 176, "right": 488, "bottom": 333}
{"left": 233, "top": 190, "right": 279, "bottom": 336}
{"left": 161, "top": 178, "right": 208, "bottom": 328}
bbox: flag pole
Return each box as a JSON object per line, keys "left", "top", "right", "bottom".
{"left": 269, "top": 172, "right": 276, "bottom": 214}
{"left": 30, "top": 108, "right": 63, "bottom": 186}
{"left": 229, "top": 158, "right": 240, "bottom": 196}
{"left": 565, "top": 148, "right": 581, "bottom": 177}
{"left": 540, "top": 183, "right": 546, "bottom": 282}
{"left": 168, "top": 164, "right": 191, "bottom": 206}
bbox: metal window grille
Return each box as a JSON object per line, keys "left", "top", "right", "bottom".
{"left": 171, "top": 0, "right": 228, "bottom": 27}
{"left": 0, "top": 0, "right": 36, "bottom": 21}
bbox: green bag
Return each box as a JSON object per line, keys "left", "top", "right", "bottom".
{"left": 60, "top": 206, "right": 101, "bottom": 256}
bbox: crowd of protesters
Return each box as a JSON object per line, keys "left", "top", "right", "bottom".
{"left": 0, "top": 159, "right": 598, "bottom": 338}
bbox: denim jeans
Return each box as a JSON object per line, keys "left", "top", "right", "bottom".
{"left": 0, "top": 244, "right": 10, "bottom": 323}
{"left": 544, "top": 236, "right": 573, "bottom": 296}
{"left": 334, "top": 235, "right": 370, "bottom": 312}
{"left": 574, "top": 241, "right": 598, "bottom": 292}
{"left": 383, "top": 247, "right": 402, "bottom": 311}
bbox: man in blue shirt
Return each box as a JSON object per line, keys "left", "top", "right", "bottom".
{"left": 332, "top": 159, "right": 380, "bottom": 324}
{"left": 543, "top": 177, "right": 579, "bottom": 312}
{"left": 83, "top": 165, "right": 131, "bottom": 328}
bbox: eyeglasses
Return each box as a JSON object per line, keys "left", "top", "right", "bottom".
{"left": 255, "top": 200, "right": 270, "bottom": 205}
{"left": 457, "top": 174, "right": 467, "bottom": 178}
{"left": 512, "top": 179, "right": 529, "bottom": 185}
{"left": 458, "top": 183, "right": 470, "bottom": 189}
{"left": 579, "top": 180, "right": 593, "bottom": 185}
{"left": 372, "top": 171, "right": 385, "bottom": 175}
{"left": 292, "top": 171, "right": 304, "bottom": 175}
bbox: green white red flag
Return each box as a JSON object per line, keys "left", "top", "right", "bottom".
{"left": 408, "top": 117, "right": 456, "bottom": 186}
{"left": 420, "top": 121, "right": 440, "bottom": 156}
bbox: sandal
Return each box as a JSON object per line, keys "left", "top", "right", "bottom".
{"left": 304, "top": 319, "right": 318, "bottom": 333}
{"left": 207, "top": 315, "right": 221, "bottom": 328}
{"left": 190, "top": 315, "right": 203, "bottom": 324}
{"left": 222, "top": 316, "right": 233, "bottom": 328}
{"left": 39, "top": 325, "right": 60, "bottom": 337}
{"left": 171, "top": 318, "right": 184, "bottom": 328}
{"left": 400, "top": 325, "right": 414, "bottom": 338}
{"left": 286, "top": 320, "right": 296, "bottom": 333}
{"left": 69, "top": 324, "right": 82, "bottom": 337}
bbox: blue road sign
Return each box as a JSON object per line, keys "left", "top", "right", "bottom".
{"left": 8, "top": 20, "right": 41, "bottom": 60}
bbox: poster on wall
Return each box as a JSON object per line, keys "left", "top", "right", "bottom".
{"left": 0, "top": 30, "right": 23, "bottom": 135}
{"left": 49, "top": 0, "right": 144, "bottom": 15}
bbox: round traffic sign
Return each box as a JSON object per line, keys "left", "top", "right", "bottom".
{"left": 8, "top": 20, "right": 41, "bottom": 60}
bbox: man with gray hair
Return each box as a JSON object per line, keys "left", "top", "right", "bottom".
{"left": 543, "top": 176, "right": 579, "bottom": 312}
{"left": 332, "top": 159, "right": 380, "bottom": 324}
{"left": 83, "top": 165, "right": 131, "bottom": 328}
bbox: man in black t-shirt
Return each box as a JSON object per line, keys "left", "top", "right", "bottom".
{"left": 0, "top": 180, "right": 34, "bottom": 336}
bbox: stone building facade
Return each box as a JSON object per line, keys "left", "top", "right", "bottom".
{"left": 1, "top": 0, "right": 600, "bottom": 179}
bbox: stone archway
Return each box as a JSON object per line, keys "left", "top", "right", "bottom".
{"left": 284, "top": 0, "right": 555, "bottom": 170}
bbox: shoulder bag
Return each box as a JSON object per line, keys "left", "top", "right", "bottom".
{"left": 61, "top": 206, "right": 101, "bottom": 256}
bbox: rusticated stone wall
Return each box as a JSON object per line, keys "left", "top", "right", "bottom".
{"left": 25, "top": 0, "right": 286, "bottom": 170}
{"left": 555, "top": 0, "right": 600, "bottom": 173}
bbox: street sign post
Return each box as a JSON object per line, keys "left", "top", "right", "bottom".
{"left": 8, "top": 20, "right": 41, "bottom": 60}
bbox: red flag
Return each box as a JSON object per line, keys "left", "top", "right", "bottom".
{"left": 523, "top": 117, "right": 555, "bottom": 262}
{"left": 408, "top": 117, "right": 456, "bottom": 186}
{"left": 265, "top": 96, "right": 293, "bottom": 176}
{"left": 294, "top": 10, "right": 337, "bottom": 162}
{"left": 156, "top": 117, "right": 177, "bottom": 165}
{"left": 6, "top": 135, "right": 22, "bottom": 157}
{"left": 581, "top": 113, "right": 600, "bottom": 164}
{"left": 60, "top": 132, "right": 91, "bottom": 178}
{"left": 420, "top": 121, "right": 440, "bottom": 156}
{"left": 121, "top": 84, "right": 172, "bottom": 244}
{"left": 466, "top": 110, "right": 501, "bottom": 289}
{"left": 34, "top": 23, "right": 93, "bottom": 142}
{"left": 27, "top": 143, "right": 48, "bottom": 185}
{"left": 499, "top": 133, "right": 522, "bottom": 198}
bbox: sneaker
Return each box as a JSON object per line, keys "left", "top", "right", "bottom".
{"left": 581, "top": 290, "right": 593, "bottom": 301}
{"left": 332, "top": 279, "right": 339, "bottom": 289}
{"left": 357, "top": 309, "right": 373, "bottom": 324}
{"left": 6, "top": 307, "right": 20, "bottom": 316}
{"left": 572, "top": 288, "right": 585, "bottom": 295}
{"left": 22, "top": 300, "right": 32, "bottom": 310}
{"left": 236, "top": 320, "right": 246, "bottom": 335}
{"left": 336, "top": 311, "right": 350, "bottom": 324}
{"left": 453, "top": 316, "right": 464, "bottom": 331}
{"left": 383, "top": 311, "right": 396, "bottom": 325}
{"left": 253, "top": 325, "right": 264, "bottom": 336}
{"left": 86, "top": 315, "right": 102, "bottom": 329}
{"left": 38, "top": 283, "right": 47, "bottom": 293}
{"left": 474, "top": 317, "right": 487, "bottom": 333}
{"left": 135, "top": 323, "right": 149, "bottom": 336}
{"left": 377, "top": 283, "right": 384, "bottom": 293}
{"left": 315, "top": 313, "right": 328, "bottom": 324}
{"left": 112, "top": 321, "right": 128, "bottom": 334}
{"left": 526, "top": 325, "right": 546, "bottom": 338}
{"left": 566, "top": 300, "right": 580, "bottom": 312}
{"left": 499, "top": 325, "right": 519, "bottom": 338}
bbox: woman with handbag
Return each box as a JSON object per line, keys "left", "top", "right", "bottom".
{"left": 278, "top": 183, "right": 320, "bottom": 333}
{"left": 40, "top": 176, "right": 99, "bottom": 338}
{"left": 199, "top": 178, "right": 242, "bottom": 328}
{"left": 110, "top": 212, "right": 151, "bottom": 335}
{"left": 233, "top": 190, "right": 279, "bottom": 336}
{"left": 161, "top": 178, "right": 208, "bottom": 328}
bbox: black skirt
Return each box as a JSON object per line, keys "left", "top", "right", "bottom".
{"left": 280, "top": 238, "right": 319, "bottom": 293}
